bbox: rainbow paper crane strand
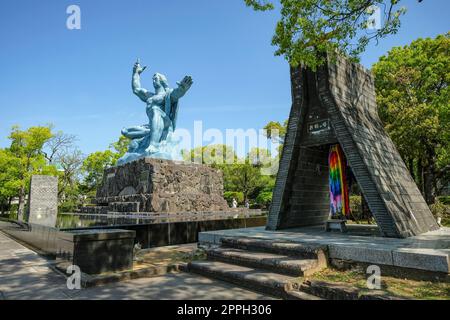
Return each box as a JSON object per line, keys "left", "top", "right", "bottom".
{"left": 328, "top": 144, "right": 350, "bottom": 218}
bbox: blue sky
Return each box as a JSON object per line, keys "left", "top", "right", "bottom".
{"left": 0, "top": 0, "right": 448, "bottom": 156}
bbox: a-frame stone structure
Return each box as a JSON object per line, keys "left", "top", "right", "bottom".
{"left": 267, "top": 54, "right": 439, "bottom": 238}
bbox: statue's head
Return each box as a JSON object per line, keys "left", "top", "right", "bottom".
{"left": 153, "top": 73, "right": 169, "bottom": 91}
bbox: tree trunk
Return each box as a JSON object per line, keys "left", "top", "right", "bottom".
{"left": 424, "top": 164, "right": 436, "bottom": 205}
{"left": 8, "top": 197, "right": 12, "bottom": 213}
{"left": 423, "top": 147, "right": 437, "bottom": 205}
{"left": 17, "top": 186, "right": 26, "bottom": 221}
{"left": 408, "top": 158, "right": 415, "bottom": 181}
{"left": 417, "top": 161, "right": 424, "bottom": 196}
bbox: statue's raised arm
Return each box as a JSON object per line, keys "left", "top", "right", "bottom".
{"left": 170, "top": 76, "right": 193, "bottom": 103}
{"left": 132, "top": 59, "right": 153, "bottom": 102}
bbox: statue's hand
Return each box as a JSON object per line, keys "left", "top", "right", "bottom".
{"left": 133, "top": 60, "right": 147, "bottom": 75}
{"left": 177, "top": 76, "right": 193, "bottom": 92}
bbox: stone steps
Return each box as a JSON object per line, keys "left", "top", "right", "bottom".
{"left": 220, "top": 237, "right": 328, "bottom": 264}
{"left": 186, "top": 237, "right": 328, "bottom": 299}
{"left": 188, "top": 260, "right": 321, "bottom": 299}
{"left": 207, "top": 247, "right": 319, "bottom": 277}
{"left": 285, "top": 289, "right": 324, "bottom": 300}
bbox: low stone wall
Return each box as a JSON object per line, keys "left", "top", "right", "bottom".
{"left": 63, "top": 215, "right": 267, "bottom": 249}
{"left": 57, "top": 229, "right": 135, "bottom": 274}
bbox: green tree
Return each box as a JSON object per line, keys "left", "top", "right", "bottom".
{"left": 0, "top": 149, "right": 21, "bottom": 215}
{"left": 182, "top": 145, "right": 276, "bottom": 204}
{"left": 55, "top": 148, "right": 84, "bottom": 211}
{"left": 81, "top": 150, "right": 115, "bottom": 195}
{"left": 245, "top": 0, "right": 417, "bottom": 69}
{"left": 223, "top": 155, "right": 266, "bottom": 203}
{"left": 41, "top": 130, "right": 85, "bottom": 211}
{"left": 110, "top": 136, "right": 130, "bottom": 163}
{"left": 7, "top": 125, "right": 56, "bottom": 219}
{"left": 256, "top": 191, "right": 273, "bottom": 208}
{"left": 372, "top": 33, "right": 450, "bottom": 204}
{"left": 182, "top": 144, "right": 237, "bottom": 166}
{"left": 80, "top": 136, "right": 130, "bottom": 198}
{"left": 263, "top": 120, "right": 287, "bottom": 144}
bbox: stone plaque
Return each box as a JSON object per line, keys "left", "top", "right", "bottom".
{"left": 27, "top": 175, "right": 58, "bottom": 227}
{"left": 307, "top": 119, "right": 330, "bottom": 134}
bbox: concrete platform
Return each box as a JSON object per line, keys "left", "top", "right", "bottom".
{"left": 198, "top": 225, "right": 450, "bottom": 274}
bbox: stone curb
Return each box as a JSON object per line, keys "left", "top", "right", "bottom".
{"left": 300, "top": 280, "right": 406, "bottom": 300}
{"left": 52, "top": 262, "right": 187, "bottom": 288}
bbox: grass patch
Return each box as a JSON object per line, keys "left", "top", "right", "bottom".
{"left": 134, "top": 244, "right": 206, "bottom": 269}
{"left": 309, "top": 268, "right": 450, "bottom": 300}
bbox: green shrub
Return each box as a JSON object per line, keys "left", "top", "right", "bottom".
{"left": 348, "top": 195, "right": 362, "bottom": 221}
{"left": 437, "top": 196, "right": 450, "bottom": 205}
{"left": 429, "top": 197, "right": 450, "bottom": 227}
{"left": 223, "top": 191, "right": 244, "bottom": 205}
{"left": 349, "top": 195, "right": 361, "bottom": 213}
{"left": 59, "top": 200, "right": 78, "bottom": 213}
{"left": 256, "top": 191, "right": 273, "bottom": 209}
{"left": 430, "top": 200, "right": 450, "bottom": 219}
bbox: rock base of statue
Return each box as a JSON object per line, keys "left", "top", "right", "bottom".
{"left": 83, "top": 158, "right": 229, "bottom": 214}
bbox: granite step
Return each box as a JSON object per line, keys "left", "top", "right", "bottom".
{"left": 220, "top": 237, "right": 328, "bottom": 262}
{"left": 207, "top": 247, "right": 321, "bottom": 277}
{"left": 187, "top": 260, "right": 319, "bottom": 299}
{"left": 285, "top": 290, "right": 324, "bottom": 300}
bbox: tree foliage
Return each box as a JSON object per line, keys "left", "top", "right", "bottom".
{"left": 182, "top": 144, "right": 276, "bottom": 207}
{"left": 246, "top": 0, "right": 412, "bottom": 69}
{"left": 109, "top": 136, "right": 130, "bottom": 162}
{"left": 81, "top": 150, "right": 115, "bottom": 194}
{"left": 372, "top": 33, "right": 450, "bottom": 203}
{"left": 263, "top": 120, "right": 287, "bottom": 143}
{"left": 2, "top": 125, "right": 57, "bottom": 217}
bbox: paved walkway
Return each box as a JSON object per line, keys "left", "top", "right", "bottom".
{"left": 0, "top": 231, "right": 273, "bottom": 300}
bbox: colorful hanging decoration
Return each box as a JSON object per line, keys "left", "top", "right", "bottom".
{"left": 328, "top": 144, "right": 350, "bottom": 218}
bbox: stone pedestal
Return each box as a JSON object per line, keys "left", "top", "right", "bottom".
{"left": 86, "top": 158, "right": 229, "bottom": 214}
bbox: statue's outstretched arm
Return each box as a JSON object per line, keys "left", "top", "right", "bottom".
{"left": 132, "top": 60, "right": 153, "bottom": 102}
{"left": 171, "top": 76, "right": 193, "bottom": 102}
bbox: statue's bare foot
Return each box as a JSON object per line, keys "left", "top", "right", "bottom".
{"left": 146, "top": 144, "right": 158, "bottom": 154}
